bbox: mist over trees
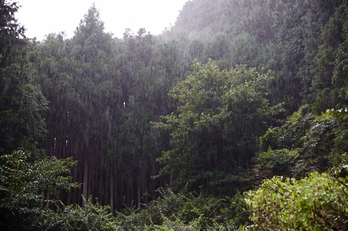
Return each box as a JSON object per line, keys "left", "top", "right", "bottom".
{"left": 1, "top": 0, "right": 348, "bottom": 229}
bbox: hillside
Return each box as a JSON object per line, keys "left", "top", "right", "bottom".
{"left": 1, "top": 0, "right": 348, "bottom": 230}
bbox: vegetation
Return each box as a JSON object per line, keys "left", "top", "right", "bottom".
{"left": 0, "top": 150, "right": 78, "bottom": 230}
{"left": 245, "top": 170, "right": 348, "bottom": 230}
{"left": 153, "top": 60, "right": 283, "bottom": 194}
{"left": 1, "top": 0, "right": 348, "bottom": 229}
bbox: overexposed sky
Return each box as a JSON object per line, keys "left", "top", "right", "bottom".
{"left": 16, "top": 0, "right": 189, "bottom": 41}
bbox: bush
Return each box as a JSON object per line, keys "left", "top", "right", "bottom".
{"left": 0, "top": 150, "right": 78, "bottom": 230}
{"left": 114, "top": 188, "right": 242, "bottom": 230}
{"left": 34, "top": 196, "right": 119, "bottom": 231}
{"left": 244, "top": 169, "right": 348, "bottom": 230}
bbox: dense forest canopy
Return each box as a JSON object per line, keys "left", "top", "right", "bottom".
{"left": 1, "top": 0, "right": 348, "bottom": 229}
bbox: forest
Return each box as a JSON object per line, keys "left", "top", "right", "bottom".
{"left": 1, "top": 0, "right": 348, "bottom": 230}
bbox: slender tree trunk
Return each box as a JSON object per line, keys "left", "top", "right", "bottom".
{"left": 83, "top": 158, "right": 88, "bottom": 201}
{"left": 110, "top": 169, "right": 114, "bottom": 212}
{"left": 137, "top": 181, "right": 141, "bottom": 209}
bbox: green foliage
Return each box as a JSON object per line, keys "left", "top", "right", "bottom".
{"left": 0, "top": 0, "right": 25, "bottom": 58}
{"left": 35, "top": 3, "right": 193, "bottom": 208}
{"left": 172, "top": 0, "right": 337, "bottom": 113}
{"left": 256, "top": 104, "right": 348, "bottom": 179}
{"left": 3, "top": 1, "right": 348, "bottom": 229}
{"left": 172, "top": 0, "right": 219, "bottom": 40}
{"left": 204, "top": 33, "right": 231, "bottom": 69}
{"left": 256, "top": 148, "right": 300, "bottom": 177}
{"left": 245, "top": 170, "right": 348, "bottom": 230}
{"left": 327, "top": 107, "right": 348, "bottom": 166}
{"left": 0, "top": 0, "right": 48, "bottom": 156}
{"left": 33, "top": 196, "right": 119, "bottom": 231}
{"left": 0, "top": 150, "right": 126, "bottom": 231}
{"left": 249, "top": 106, "right": 348, "bottom": 229}
{"left": 154, "top": 59, "right": 283, "bottom": 192}
{"left": 312, "top": 2, "right": 348, "bottom": 112}
{"left": 0, "top": 150, "right": 120, "bottom": 231}
{"left": 0, "top": 150, "right": 79, "bottom": 230}
{"left": 114, "top": 188, "right": 243, "bottom": 230}
{"left": 230, "top": 32, "right": 260, "bottom": 68}
{"left": 312, "top": 88, "right": 342, "bottom": 115}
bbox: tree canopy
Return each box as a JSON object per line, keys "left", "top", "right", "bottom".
{"left": 154, "top": 59, "right": 283, "bottom": 193}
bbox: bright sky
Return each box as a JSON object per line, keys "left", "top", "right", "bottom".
{"left": 16, "top": 0, "right": 189, "bottom": 41}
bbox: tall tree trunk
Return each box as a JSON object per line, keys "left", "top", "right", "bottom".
{"left": 137, "top": 181, "right": 141, "bottom": 209}
{"left": 83, "top": 158, "right": 88, "bottom": 201}
{"left": 110, "top": 169, "right": 114, "bottom": 212}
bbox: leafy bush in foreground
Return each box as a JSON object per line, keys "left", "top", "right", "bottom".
{"left": 0, "top": 150, "right": 120, "bottom": 230}
{"left": 35, "top": 196, "right": 119, "bottom": 231}
{"left": 0, "top": 150, "right": 78, "bottom": 230}
{"left": 244, "top": 168, "right": 348, "bottom": 230}
{"left": 114, "top": 188, "right": 247, "bottom": 230}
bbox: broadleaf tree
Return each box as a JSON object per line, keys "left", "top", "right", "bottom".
{"left": 153, "top": 59, "right": 284, "bottom": 193}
